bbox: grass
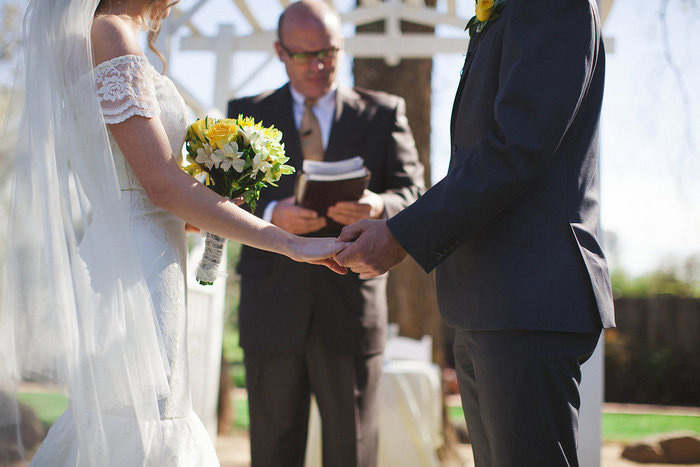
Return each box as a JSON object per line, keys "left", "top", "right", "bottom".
{"left": 603, "top": 413, "right": 700, "bottom": 441}
{"left": 16, "top": 391, "right": 700, "bottom": 442}
{"left": 447, "top": 404, "right": 699, "bottom": 442}
{"left": 16, "top": 391, "right": 69, "bottom": 431}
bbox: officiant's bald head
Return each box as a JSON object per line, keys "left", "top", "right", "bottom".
{"left": 277, "top": 1, "right": 342, "bottom": 45}
{"left": 275, "top": 0, "right": 343, "bottom": 99}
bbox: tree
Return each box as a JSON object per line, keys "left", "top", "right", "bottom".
{"left": 0, "top": 2, "right": 24, "bottom": 257}
{"left": 353, "top": 1, "right": 443, "bottom": 357}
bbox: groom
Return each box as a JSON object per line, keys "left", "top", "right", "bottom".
{"left": 336, "top": 0, "right": 616, "bottom": 465}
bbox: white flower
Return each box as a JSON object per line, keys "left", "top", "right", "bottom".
{"left": 251, "top": 149, "right": 273, "bottom": 176}
{"left": 264, "top": 170, "right": 278, "bottom": 184}
{"left": 238, "top": 124, "right": 258, "bottom": 146}
{"left": 196, "top": 145, "right": 214, "bottom": 170}
{"left": 211, "top": 142, "right": 245, "bottom": 172}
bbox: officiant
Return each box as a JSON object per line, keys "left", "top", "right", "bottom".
{"left": 226, "top": 1, "right": 424, "bottom": 465}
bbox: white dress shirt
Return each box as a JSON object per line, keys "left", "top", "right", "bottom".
{"left": 263, "top": 85, "right": 337, "bottom": 222}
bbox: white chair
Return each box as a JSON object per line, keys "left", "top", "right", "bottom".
{"left": 384, "top": 334, "right": 433, "bottom": 362}
{"left": 306, "top": 331, "right": 442, "bottom": 467}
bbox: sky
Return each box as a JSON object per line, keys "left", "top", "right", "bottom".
{"left": 2, "top": 0, "right": 698, "bottom": 277}
{"left": 598, "top": 0, "right": 700, "bottom": 275}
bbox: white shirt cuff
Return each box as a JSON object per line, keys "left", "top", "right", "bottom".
{"left": 262, "top": 200, "right": 277, "bottom": 223}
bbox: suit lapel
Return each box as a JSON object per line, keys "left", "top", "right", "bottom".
{"left": 450, "top": 35, "right": 482, "bottom": 139}
{"left": 325, "top": 85, "right": 367, "bottom": 162}
{"left": 272, "top": 85, "right": 305, "bottom": 171}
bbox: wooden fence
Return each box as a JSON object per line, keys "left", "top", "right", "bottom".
{"left": 613, "top": 296, "right": 700, "bottom": 355}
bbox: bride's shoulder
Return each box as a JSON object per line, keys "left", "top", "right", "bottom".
{"left": 91, "top": 14, "right": 144, "bottom": 67}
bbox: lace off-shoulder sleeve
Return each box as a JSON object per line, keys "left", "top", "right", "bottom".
{"left": 95, "top": 55, "right": 160, "bottom": 125}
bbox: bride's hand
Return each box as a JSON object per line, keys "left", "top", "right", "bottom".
{"left": 289, "top": 237, "right": 350, "bottom": 275}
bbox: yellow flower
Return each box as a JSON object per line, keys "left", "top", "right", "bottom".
{"left": 189, "top": 117, "right": 212, "bottom": 143}
{"left": 475, "top": 0, "right": 495, "bottom": 22}
{"left": 206, "top": 119, "right": 239, "bottom": 149}
{"left": 181, "top": 154, "right": 212, "bottom": 186}
{"left": 466, "top": 0, "right": 505, "bottom": 37}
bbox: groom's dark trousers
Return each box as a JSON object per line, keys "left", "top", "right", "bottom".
{"left": 386, "top": 0, "right": 616, "bottom": 465}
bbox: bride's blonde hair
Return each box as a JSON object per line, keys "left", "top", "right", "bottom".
{"left": 95, "top": 0, "right": 179, "bottom": 72}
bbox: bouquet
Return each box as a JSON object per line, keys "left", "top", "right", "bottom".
{"left": 180, "top": 115, "right": 294, "bottom": 285}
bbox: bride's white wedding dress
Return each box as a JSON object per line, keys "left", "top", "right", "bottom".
{"left": 29, "top": 54, "right": 220, "bottom": 466}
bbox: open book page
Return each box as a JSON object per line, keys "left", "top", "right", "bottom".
{"left": 302, "top": 156, "right": 364, "bottom": 177}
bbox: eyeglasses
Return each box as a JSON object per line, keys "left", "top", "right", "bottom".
{"left": 279, "top": 42, "right": 340, "bottom": 65}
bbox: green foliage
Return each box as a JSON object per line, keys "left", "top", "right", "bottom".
{"left": 0, "top": 3, "right": 22, "bottom": 61}
{"left": 222, "top": 241, "right": 246, "bottom": 389}
{"left": 611, "top": 255, "right": 700, "bottom": 298}
{"left": 231, "top": 364, "right": 246, "bottom": 389}
{"left": 222, "top": 326, "right": 243, "bottom": 364}
{"left": 224, "top": 240, "right": 242, "bottom": 318}
{"left": 604, "top": 330, "right": 700, "bottom": 405}
{"left": 232, "top": 398, "right": 249, "bottom": 429}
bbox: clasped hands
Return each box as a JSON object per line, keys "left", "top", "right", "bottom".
{"left": 333, "top": 218, "right": 407, "bottom": 279}
{"left": 273, "top": 191, "right": 406, "bottom": 278}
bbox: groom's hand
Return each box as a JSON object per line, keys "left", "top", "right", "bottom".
{"left": 335, "top": 219, "right": 407, "bottom": 279}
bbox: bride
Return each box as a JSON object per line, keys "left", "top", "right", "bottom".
{"left": 0, "top": 0, "right": 347, "bottom": 465}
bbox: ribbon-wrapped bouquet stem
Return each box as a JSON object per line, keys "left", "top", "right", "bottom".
{"left": 181, "top": 115, "right": 294, "bottom": 285}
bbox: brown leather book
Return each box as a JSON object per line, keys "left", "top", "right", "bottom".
{"left": 294, "top": 159, "right": 371, "bottom": 236}
{"left": 295, "top": 170, "right": 370, "bottom": 216}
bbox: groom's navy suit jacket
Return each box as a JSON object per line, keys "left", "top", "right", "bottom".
{"left": 389, "top": 0, "right": 615, "bottom": 332}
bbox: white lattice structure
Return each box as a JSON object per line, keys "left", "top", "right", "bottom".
{"left": 158, "top": 0, "right": 470, "bottom": 113}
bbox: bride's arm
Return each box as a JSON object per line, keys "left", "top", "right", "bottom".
{"left": 117, "top": 113, "right": 348, "bottom": 269}
{"left": 91, "top": 16, "right": 347, "bottom": 270}
{"left": 114, "top": 109, "right": 349, "bottom": 268}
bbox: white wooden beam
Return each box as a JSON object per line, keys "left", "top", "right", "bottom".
{"left": 342, "top": 2, "right": 464, "bottom": 30}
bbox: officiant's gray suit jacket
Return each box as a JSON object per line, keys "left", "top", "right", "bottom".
{"left": 387, "top": 0, "right": 615, "bottom": 333}
{"left": 227, "top": 83, "right": 424, "bottom": 355}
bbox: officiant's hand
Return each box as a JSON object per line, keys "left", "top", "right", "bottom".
{"left": 327, "top": 190, "right": 385, "bottom": 225}
{"left": 272, "top": 196, "right": 327, "bottom": 234}
{"left": 335, "top": 219, "right": 406, "bottom": 279}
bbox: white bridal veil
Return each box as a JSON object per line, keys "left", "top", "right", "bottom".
{"left": 0, "top": 0, "right": 170, "bottom": 464}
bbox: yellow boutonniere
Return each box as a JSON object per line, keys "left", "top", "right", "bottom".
{"left": 465, "top": 0, "right": 506, "bottom": 37}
